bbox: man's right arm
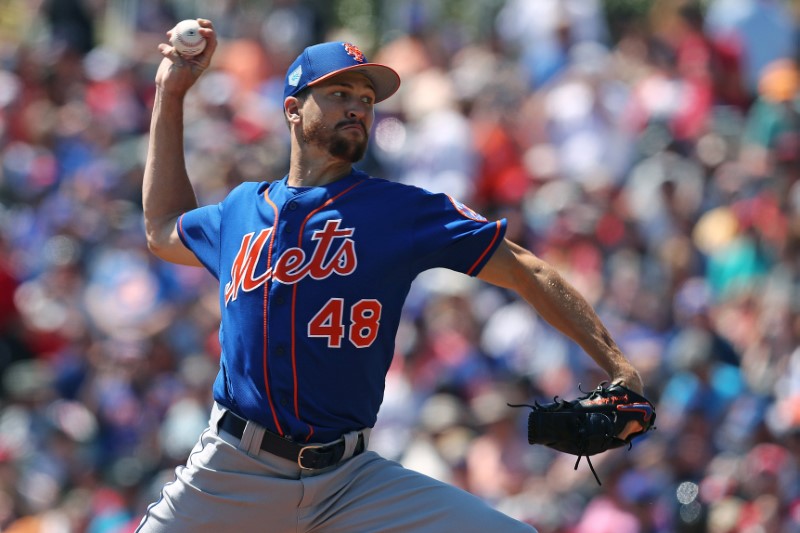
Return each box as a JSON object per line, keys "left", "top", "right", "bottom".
{"left": 143, "top": 19, "right": 217, "bottom": 266}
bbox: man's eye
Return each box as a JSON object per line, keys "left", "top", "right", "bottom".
{"left": 361, "top": 97, "right": 374, "bottom": 105}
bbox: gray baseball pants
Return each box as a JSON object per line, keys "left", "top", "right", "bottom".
{"left": 135, "top": 402, "right": 537, "bottom": 533}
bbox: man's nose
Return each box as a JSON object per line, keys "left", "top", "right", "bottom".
{"left": 347, "top": 100, "right": 370, "bottom": 119}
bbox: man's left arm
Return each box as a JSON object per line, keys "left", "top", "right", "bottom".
{"left": 478, "top": 238, "right": 644, "bottom": 394}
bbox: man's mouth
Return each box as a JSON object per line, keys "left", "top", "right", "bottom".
{"left": 339, "top": 122, "right": 365, "bottom": 134}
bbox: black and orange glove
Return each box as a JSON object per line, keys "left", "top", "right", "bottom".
{"left": 514, "top": 382, "right": 656, "bottom": 485}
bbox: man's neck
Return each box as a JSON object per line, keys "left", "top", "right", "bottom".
{"left": 287, "top": 153, "right": 353, "bottom": 188}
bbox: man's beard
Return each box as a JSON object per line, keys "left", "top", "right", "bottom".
{"left": 302, "top": 120, "right": 368, "bottom": 163}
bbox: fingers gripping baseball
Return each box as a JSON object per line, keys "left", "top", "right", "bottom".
{"left": 156, "top": 19, "right": 216, "bottom": 95}
{"left": 170, "top": 19, "right": 207, "bottom": 56}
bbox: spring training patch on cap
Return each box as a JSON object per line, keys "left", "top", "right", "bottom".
{"left": 288, "top": 65, "right": 302, "bottom": 87}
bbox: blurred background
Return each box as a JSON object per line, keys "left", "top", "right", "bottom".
{"left": 1, "top": 0, "right": 800, "bottom": 531}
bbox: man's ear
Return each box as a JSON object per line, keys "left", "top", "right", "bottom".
{"left": 284, "top": 96, "right": 302, "bottom": 124}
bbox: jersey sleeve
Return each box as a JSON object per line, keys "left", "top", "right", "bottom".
{"left": 410, "top": 191, "right": 507, "bottom": 276}
{"left": 177, "top": 203, "right": 223, "bottom": 279}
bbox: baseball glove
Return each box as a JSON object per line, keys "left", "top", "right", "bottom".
{"left": 512, "top": 382, "right": 656, "bottom": 485}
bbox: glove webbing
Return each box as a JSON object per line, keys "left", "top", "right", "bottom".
{"left": 509, "top": 402, "right": 609, "bottom": 486}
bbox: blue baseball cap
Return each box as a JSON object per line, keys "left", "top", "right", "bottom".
{"left": 284, "top": 42, "right": 401, "bottom": 103}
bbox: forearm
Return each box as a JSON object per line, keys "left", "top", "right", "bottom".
{"left": 480, "top": 240, "right": 643, "bottom": 392}
{"left": 521, "top": 257, "right": 636, "bottom": 384}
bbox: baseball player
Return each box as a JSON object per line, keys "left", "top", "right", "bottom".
{"left": 137, "top": 18, "right": 644, "bottom": 533}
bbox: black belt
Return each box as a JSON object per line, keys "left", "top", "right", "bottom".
{"left": 218, "top": 410, "right": 365, "bottom": 470}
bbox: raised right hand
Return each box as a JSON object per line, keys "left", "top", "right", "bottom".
{"left": 155, "top": 18, "right": 217, "bottom": 97}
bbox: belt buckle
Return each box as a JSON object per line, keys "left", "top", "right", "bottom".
{"left": 297, "top": 444, "right": 326, "bottom": 470}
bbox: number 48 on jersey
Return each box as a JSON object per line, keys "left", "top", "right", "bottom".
{"left": 308, "top": 298, "right": 382, "bottom": 348}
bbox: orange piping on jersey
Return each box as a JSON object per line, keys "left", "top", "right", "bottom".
{"left": 262, "top": 191, "right": 285, "bottom": 436}
{"left": 466, "top": 220, "right": 502, "bottom": 276}
{"left": 177, "top": 214, "right": 186, "bottom": 239}
{"left": 292, "top": 180, "right": 365, "bottom": 442}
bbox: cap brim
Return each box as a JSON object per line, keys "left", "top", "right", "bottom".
{"left": 307, "top": 63, "right": 401, "bottom": 103}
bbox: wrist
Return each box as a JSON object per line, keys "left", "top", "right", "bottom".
{"left": 155, "top": 86, "right": 188, "bottom": 104}
{"left": 611, "top": 367, "right": 643, "bottom": 394}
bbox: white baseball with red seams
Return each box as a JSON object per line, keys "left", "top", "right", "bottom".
{"left": 170, "top": 19, "right": 206, "bottom": 56}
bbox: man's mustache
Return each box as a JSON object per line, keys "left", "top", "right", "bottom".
{"left": 336, "top": 120, "right": 366, "bottom": 133}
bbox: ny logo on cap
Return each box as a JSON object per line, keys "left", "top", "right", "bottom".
{"left": 343, "top": 43, "right": 365, "bottom": 63}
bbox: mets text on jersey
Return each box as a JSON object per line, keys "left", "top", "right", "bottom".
{"left": 224, "top": 219, "right": 356, "bottom": 305}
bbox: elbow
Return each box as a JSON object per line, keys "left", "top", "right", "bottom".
{"left": 145, "top": 234, "right": 187, "bottom": 265}
{"left": 146, "top": 237, "right": 164, "bottom": 256}
{"left": 145, "top": 235, "right": 170, "bottom": 260}
{"left": 144, "top": 220, "right": 175, "bottom": 259}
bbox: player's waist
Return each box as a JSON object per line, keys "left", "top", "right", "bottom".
{"left": 213, "top": 403, "right": 371, "bottom": 470}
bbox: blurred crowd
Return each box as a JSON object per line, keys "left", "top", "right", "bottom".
{"left": 2, "top": 0, "right": 800, "bottom": 531}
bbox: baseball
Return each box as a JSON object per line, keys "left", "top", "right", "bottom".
{"left": 170, "top": 19, "right": 206, "bottom": 57}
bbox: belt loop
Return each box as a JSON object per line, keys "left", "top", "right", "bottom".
{"left": 210, "top": 402, "right": 226, "bottom": 432}
{"left": 241, "top": 421, "right": 265, "bottom": 456}
{"left": 244, "top": 420, "right": 266, "bottom": 457}
{"left": 341, "top": 431, "right": 359, "bottom": 460}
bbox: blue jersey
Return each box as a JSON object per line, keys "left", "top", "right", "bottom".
{"left": 178, "top": 170, "right": 507, "bottom": 443}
